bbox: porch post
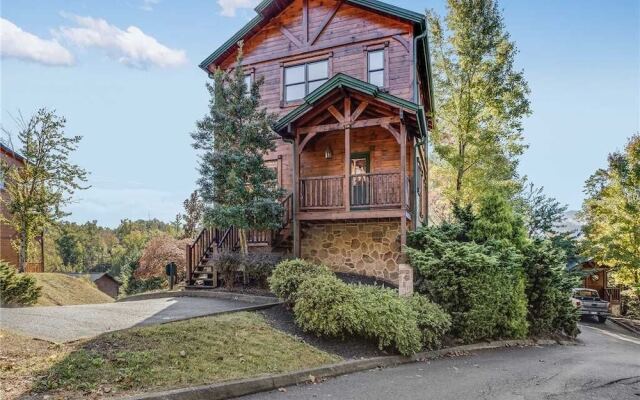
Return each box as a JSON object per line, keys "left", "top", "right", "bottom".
{"left": 293, "top": 133, "right": 301, "bottom": 258}
{"left": 400, "top": 119, "right": 407, "bottom": 248}
{"left": 343, "top": 97, "right": 351, "bottom": 212}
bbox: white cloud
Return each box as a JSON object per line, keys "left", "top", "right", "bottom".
{"left": 140, "top": 0, "right": 160, "bottom": 11}
{"left": 57, "top": 14, "right": 187, "bottom": 69}
{"left": 0, "top": 18, "right": 74, "bottom": 66}
{"left": 217, "top": 0, "right": 260, "bottom": 17}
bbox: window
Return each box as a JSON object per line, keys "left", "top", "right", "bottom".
{"left": 367, "top": 50, "right": 385, "bottom": 87}
{"left": 284, "top": 60, "right": 329, "bottom": 102}
{"left": 244, "top": 74, "right": 252, "bottom": 89}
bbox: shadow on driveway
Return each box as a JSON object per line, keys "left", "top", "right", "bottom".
{"left": 0, "top": 296, "right": 261, "bottom": 343}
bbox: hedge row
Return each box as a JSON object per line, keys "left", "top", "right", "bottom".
{"left": 269, "top": 259, "right": 451, "bottom": 356}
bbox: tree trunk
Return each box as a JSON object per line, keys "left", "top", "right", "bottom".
{"left": 18, "top": 227, "right": 27, "bottom": 273}
{"left": 238, "top": 229, "right": 249, "bottom": 257}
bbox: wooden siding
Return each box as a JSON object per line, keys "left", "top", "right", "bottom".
{"left": 1, "top": 148, "right": 22, "bottom": 268}
{"left": 299, "top": 125, "right": 412, "bottom": 178}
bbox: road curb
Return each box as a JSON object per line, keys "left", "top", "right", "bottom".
{"left": 609, "top": 317, "right": 640, "bottom": 336}
{"left": 118, "top": 338, "right": 567, "bottom": 400}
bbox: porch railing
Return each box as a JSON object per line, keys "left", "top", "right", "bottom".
{"left": 299, "top": 172, "right": 411, "bottom": 210}
{"left": 300, "top": 175, "right": 344, "bottom": 210}
{"left": 351, "top": 172, "right": 403, "bottom": 208}
{"left": 605, "top": 287, "right": 621, "bottom": 304}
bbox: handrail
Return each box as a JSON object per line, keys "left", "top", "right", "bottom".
{"left": 186, "top": 193, "right": 294, "bottom": 285}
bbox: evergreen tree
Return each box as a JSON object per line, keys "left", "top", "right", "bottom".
{"left": 192, "top": 44, "right": 283, "bottom": 255}
{"left": 428, "top": 0, "right": 531, "bottom": 205}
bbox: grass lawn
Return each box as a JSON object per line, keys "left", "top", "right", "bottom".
{"left": 30, "top": 273, "right": 114, "bottom": 306}
{"left": 0, "top": 329, "right": 72, "bottom": 400}
{"left": 7, "top": 312, "right": 339, "bottom": 399}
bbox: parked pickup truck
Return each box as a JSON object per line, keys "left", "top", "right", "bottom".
{"left": 571, "top": 288, "right": 609, "bottom": 323}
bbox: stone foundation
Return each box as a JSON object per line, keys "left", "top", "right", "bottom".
{"left": 301, "top": 219, "right": 405, "bottom": 284}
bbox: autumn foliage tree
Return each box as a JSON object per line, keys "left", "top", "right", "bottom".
{"left": 428, "top": 0, "right": 531, "bottom": 205}
{"left": 581, "top": 134, "right": 640, "bottom": 297}
{"left": 136, "top": 233, "right": 191, "bottom": 282}
{"left": 0, "top": 109, "right": 88, "bottom": 272}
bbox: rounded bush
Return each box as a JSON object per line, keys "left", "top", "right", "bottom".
{"left": 268, "top": 259, "right": 332, "bottom": 304}
{"left": 0, "top": 261, "right": 41, "bottom": 306}
{"left": 407, "top": 294, "right": 452, "bottom": 349}
{"left": 293, "top": 274, "right": 362, "bottom": 337}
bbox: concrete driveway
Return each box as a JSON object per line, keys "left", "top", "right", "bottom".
{"left": 0, "top": 296, "right": 263, "bottom": 343}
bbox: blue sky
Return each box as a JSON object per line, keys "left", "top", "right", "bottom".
{"left": 1, "top": 0, "right": 638, "bottom": 227}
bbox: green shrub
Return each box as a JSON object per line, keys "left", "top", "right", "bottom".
{"left": 407, "top": 294, "right": 452, "bottom": 349}
{"left": 294, "top": 274, "right": 362, "bottom": 337}
{"left": 522, "top": 240, "right": 580, "bottom": 337}
{"left": 292, "top": 271, "right": 451, "bottom": 356}
{"left": 268, "top": 259, "right": 332, "bottom": 304}
{"left": 213, "top": 252, "right": 243, "bottom": 289}
{"left": 407, "top": 224, "right": 529, "bottom": 343}
{"left": 243, "top": 253, "right": 283, "bottom": 288}
{"left": 0, "top": 261, "right": 41, "bottom": 306}
{"left": 622, "top": 289, "right": 640, "bottom": 319}
{"left": 353, "top": 285, "right": 423, "bottom": 355}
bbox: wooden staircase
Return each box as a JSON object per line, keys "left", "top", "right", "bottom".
{"left": 186, "top": 194, "right": 293, "bottom": 288}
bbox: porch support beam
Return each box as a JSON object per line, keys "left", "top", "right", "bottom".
{"left": 381, "top": 122, "right": 401, "bottom": 144}
{"left": 351, "top": 101, "right": 369, "bottom": 122}
{"left": 343, "top": 96, "right": 351, "bottom": 212}
{"left": 297, "top": 116, "right": 400, "bottom": 135}
{"left": 298, "top": 131, "right": 318, "bottom": 154}
{"left": 327, "top": 105, "right": 345, "bottom": 123}
{"left": 293, "top": 134, "right": 301, "bottom": 257}
{"left": 400, "top": 119, "right": 407, "bottom": 249}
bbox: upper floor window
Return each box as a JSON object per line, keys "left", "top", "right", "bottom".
{"left": 367, "top": 50, "right": 385, "bottom": 88}
{"left": 284, "top": 60, "right": 329, "bottom": 102}
{"left": 244, "top": 74, "right": 252, "bottom": 90}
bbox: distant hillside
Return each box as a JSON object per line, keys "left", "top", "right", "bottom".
{"left": 29, "top": 273, "right": 114, "bottom": 306}
{"left": 558, "top": 210, "right": 583, "bottom": 234}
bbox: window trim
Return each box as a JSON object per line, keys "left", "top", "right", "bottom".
{"left": 363, "top": 42, "right": 390, "bottom": 90}
{"left": 280, "top": 53, "right": 333, "bottom": 107}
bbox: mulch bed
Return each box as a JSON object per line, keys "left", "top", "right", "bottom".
{"left": 258, "top": 304, "right": 389, "bottom": 360}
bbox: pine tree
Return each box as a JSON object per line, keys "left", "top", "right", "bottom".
{"left": 192, "top": 44, "right": 283, "bottom": 255}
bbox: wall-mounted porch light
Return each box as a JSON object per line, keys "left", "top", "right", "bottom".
{"left": 324, "top": 145, "right": 333, "bottom": 160}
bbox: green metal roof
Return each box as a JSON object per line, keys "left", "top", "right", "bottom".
{"left": 199, "top": 0, "right": 426, "bottom": 71}
{"left": 273, "top": 73, "right": 427, "bottom": 137}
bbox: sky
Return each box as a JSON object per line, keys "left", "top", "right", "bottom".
{"left": 1, "top": 0, "right": 638, "bottom": 227}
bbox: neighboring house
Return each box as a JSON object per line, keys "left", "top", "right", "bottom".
{"left": 65, "top": 273, "right": 121, "bottom": 298}
{"left": 0, "top": 142, "right": 45, "bottom": 272}
{"left": 569, "top": 259, "right": 622, "bottom": 315}
{"left": 187, "top": 0, "right": 433, "bottom": 295}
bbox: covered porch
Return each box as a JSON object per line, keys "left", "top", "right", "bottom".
{"left": 274, "top": 74, "right": 428, "bottom": 258}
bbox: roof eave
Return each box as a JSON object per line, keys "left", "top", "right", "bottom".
{"left": 200, "top": 0, "right": 427, "bottom": 72}
{"left": 273, "top": 74, "right": 427, "bottom": 138}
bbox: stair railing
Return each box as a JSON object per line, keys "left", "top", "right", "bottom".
{"left": 186, "top": 193, "right": 294, "bottom": 284}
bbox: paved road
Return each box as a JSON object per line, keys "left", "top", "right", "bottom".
{"left": 242, "top": 321, "right": 640, "bottom": 400}
{"left": 0, "top": 296, "right": 256, "bottom": 343}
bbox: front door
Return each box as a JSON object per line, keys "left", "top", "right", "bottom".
{"left": 350, "top": 152, "right": 370, "bottom": 208}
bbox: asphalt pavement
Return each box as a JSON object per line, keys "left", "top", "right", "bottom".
{"left": 240, "top": 319, "right": 640, "bottom": 400}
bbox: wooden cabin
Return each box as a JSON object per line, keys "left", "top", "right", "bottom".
{"left": 187, "top": 0, "right": 433, "bottom": 295}
{"left": 571, "top": 260, "right": 622, "bottom": 313}
{"left": 0, "top": 142, "right": 45, "bottom": 272}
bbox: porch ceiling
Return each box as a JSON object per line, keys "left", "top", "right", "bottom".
{"left": 273, "top": 74, "right": 427, "bottom": 139}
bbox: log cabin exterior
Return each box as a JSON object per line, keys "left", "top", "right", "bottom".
{"left": 188, "top": 0, "right": 433, "bottom": 294}
{"left": 0, "top": 142, "right": 45, "bottom": 273}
